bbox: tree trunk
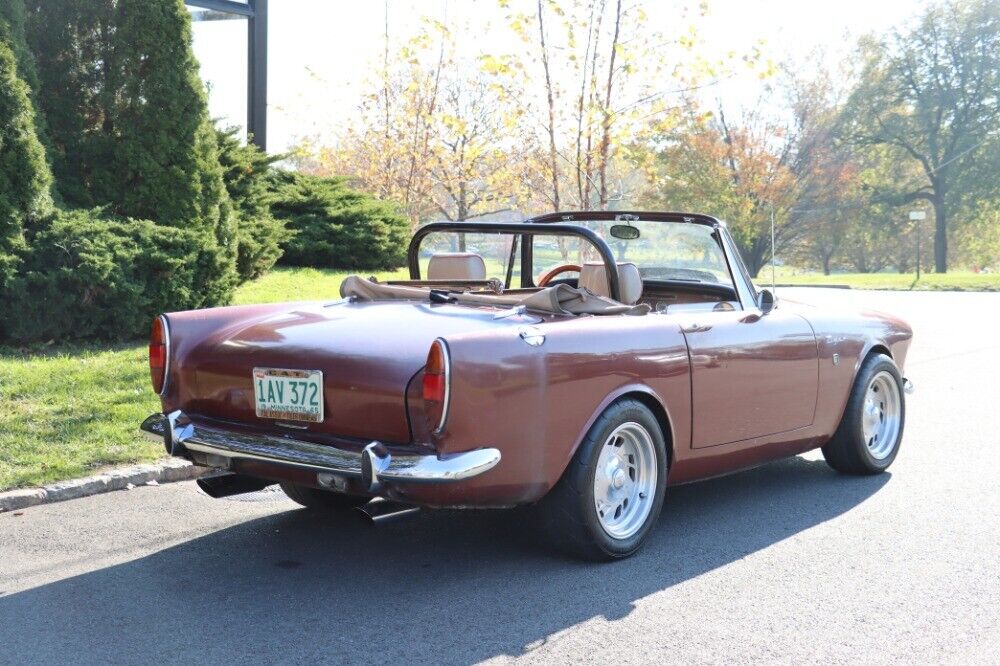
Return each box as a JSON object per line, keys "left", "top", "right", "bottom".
{"left": 457, "top": 182, "right": 467, "bottom": 251}
{"left": 536, "top": 0, "right": 560, "bottom": 212}
{"left": 822, "top": 255, "right": 831, "bottom": 275}
{"left": 932, "top": 192, "right": 947, "bottom": 273}
{"left": 597, "top": 0, "right": 622, "bottom": 210}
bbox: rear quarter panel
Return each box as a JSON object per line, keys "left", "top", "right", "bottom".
{"left": 398, "top": 314, "right": 691, "bottom": 506}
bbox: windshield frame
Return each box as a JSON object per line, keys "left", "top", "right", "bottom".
{"left": 526, "top": 211, "right": 755, "bottom": 310}
{"left": 408, "top": 211, "right": 759, "bottom": 311}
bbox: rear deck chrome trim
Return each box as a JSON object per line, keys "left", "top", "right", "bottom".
{"left": 140, "top": 411, "right": 500, "bottom": 485}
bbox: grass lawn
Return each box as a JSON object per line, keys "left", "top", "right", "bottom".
{"left": 0, "top": 268, "right": 405, "bottom": 491}
{"left": 771, "top": 271, "right": 1000, "bottom": 292}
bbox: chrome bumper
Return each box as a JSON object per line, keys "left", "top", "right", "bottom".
{"left": 140, "top": 411, "right": 501, "bottom": 491}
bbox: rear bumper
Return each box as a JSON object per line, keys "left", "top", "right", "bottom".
{"left": 140, "top": 411, "right": 501, "bottom": 491}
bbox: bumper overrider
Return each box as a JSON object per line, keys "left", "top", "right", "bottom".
{"left": 140, "top": 411, "right": 501, "bottom": 492}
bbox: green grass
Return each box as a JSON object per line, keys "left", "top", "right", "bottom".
{"left": 0, "top": 268, "right": 405, "bottom": 491}
{"left": 232, "top": 267, "right": 409, "bottom": 305}
{"left": 0, "top": 342, "right": 157, "bottom": 490}
{"left": 771, "top": 271, "right": 1000, "bottom": 292}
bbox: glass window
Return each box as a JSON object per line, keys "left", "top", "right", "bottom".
{"left": 187, "top": 6, "right": 249, "bottom": 139}
{"left": 416, "top": 231, "right": 523, "bottom": 287}
{"left": 532, "top": 220, "right": 734, "bottom": 288}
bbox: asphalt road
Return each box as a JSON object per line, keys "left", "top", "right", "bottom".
{"left": 1, "top": 289, "right": 998, "bottom": 665}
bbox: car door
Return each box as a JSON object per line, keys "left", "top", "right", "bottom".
{"left": 674, "top": 306, "right": 819, "bottom": 448}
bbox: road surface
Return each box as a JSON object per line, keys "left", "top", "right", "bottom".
{"left": 2, "top": 289, "right": 998, "bottom": 665}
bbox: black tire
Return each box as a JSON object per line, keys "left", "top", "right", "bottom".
{"left": 535, "top": 399, "right": 668, "bottom": 561}
{"left": 279, "top": 482, "right": 371, "bottom": 511}
{"left": 822, "top": 353, "right": 905, "bottom": 475}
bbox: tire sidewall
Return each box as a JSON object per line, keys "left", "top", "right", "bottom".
{"left": 573, "top": 400, "right": 668, "bottom": 558}
{"left": 847, "top": 355, "right": 906, "bottom": 471}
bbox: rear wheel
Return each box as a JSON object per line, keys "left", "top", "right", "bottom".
{"left": 822, "top": 353, "right": 905, "bottom": 475}
{"left": 280, "top": 482, "right": 370, "bottom": 511}
{"left": 536, "top": 399, "right": 668, "bottom": 561}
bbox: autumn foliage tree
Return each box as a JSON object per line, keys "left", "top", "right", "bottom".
{"left": 844, "top": 0, "right": 1000, "bottom": 272}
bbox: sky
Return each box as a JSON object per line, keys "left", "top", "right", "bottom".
{"left": 189, "top": 0, "right": 930, "bottom": 154}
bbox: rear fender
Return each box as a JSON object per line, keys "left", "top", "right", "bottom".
{"left": 562, "top": 383, "right": 677, "bottom": 479}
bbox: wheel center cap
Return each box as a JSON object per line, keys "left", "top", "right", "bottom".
{"left": 612, "top": 469, "right": 627, "bottom": 489}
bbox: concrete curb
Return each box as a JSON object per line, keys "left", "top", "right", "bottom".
{"left": 0, "top": 459, "right": 207, "bottom": 513}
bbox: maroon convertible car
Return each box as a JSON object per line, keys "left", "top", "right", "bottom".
{"left": 141, "top": 211, "right": 913, "bottom": 560}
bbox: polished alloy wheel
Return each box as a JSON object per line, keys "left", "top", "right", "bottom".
{"left": 862, "top": 370, "right": 902, "bottom": 460}
{"left": 593, "top": 422, "right": 658, "bottom": 539}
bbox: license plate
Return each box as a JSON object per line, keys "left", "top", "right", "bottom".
{"left": 253, "top": 368, "right": 324, "bottom": 423}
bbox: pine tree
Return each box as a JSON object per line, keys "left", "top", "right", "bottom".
{"left": 216, "top": 126, "right": 289, "bottom": 282}
{"left": 24, "top": 0, "right": 114, "bottom": 208}
{"left": 0, "top": 0, "right": 40, "bottom": 95}
{"left": 26, "top": 0, "right": 237, "bottom": 305}
{"left": 104, "top": 0, "right": 237, "bottom": 303}
{"left": 0, "top": 23, "right": 52, "bottom": 291}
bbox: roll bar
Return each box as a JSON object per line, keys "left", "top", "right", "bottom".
{"left": 407, "top": 222, "right": 622, "bottom": 302}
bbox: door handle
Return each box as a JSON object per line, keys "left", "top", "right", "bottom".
{"left": 681, "top": 323, "right": 712, "bottom": 333}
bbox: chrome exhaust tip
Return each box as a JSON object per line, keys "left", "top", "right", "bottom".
{"left": 355, "top": 498, "right": 420, "bottom": 525}
{"left": 903, "top": 378, "right": 914, "bottom": 395}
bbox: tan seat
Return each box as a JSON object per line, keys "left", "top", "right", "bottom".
{"left": 578, "top": 261, "right": 643, "bottom": 305}
{"left": 427, "top": 252, "right": 487, "bottom": 280}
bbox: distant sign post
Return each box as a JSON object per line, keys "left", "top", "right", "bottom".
{"left": 909, "top": 211, "right": 926, "bottom": 280}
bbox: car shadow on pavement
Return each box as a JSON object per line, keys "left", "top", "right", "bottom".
{"left": 0, "top": 456, "right": 888, "bottom": 664}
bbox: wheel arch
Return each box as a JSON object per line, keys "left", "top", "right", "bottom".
{"left": 564, "top": 383, "right": 676, "bottom": 478}
{"left": 853, "top": 341, "right": 894, "bottom": 377}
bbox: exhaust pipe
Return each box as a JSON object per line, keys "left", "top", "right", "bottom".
{"left": 356, "top": 498, "right": 420, "bottom": 525}
{"left": 197, "top": 473, "right": 274, "bottom": 499}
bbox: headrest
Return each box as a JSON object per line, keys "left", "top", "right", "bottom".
{"left": 427, "top": 252, "right": 487, "bottom": 280}
{"left": 578, "top": 262, "right": 643, "bottom": 305}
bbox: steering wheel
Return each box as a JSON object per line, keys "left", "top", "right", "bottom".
{"left": 537, "top": 264, "right": 582, "bottom": 287}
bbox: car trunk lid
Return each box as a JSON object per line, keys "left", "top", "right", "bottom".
{"left": 176, "top": 300, "right": 538, "bottom": 443}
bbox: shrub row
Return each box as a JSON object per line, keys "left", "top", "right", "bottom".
{"left": 1, "top": 210, "right": 208, "bottom": 342}
{"left": 274, "top": 172, "right": 409, "bottom": 271}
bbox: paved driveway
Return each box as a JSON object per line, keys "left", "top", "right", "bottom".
{"left": 1, "top": 289, "right": 998, "bottom": 665}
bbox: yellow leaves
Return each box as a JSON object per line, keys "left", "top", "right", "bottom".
{"left": 506, "top": 11, "right": 532, "bottom": 43}
{"left": 479, "top": 54, "right": 513, "bottom": 76}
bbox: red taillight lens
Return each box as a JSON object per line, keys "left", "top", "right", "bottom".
{"left": 422, "top": 339, "right": 450, "bottom": 433}
{"left": 149, "top": 315, "right": 169, "bottom": 395}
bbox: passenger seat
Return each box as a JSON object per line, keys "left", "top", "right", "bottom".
{"left": 427, "top": 252, "right": 487, "bottom": 280}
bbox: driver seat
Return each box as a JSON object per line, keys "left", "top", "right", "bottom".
{"left": 578, "top": 262, "right": 643, "bottom": 305}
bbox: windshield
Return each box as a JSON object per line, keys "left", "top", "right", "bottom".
{"left": 531, "top": 220, "right": 733, "bottom": 286}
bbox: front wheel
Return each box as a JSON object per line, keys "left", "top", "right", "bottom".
{"left": 536, "top": 399, "right": 668, "bottom": 561}
{"left": 822, "top": 353, "right": 905, "bottom": 475}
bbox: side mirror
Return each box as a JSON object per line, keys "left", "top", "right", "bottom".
{"left": 756, "top": 289, "right": 775, "bottom": 314}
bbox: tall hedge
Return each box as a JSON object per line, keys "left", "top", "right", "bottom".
{"left": 0, "top": 23, "right": 52, "bottom": 293}
{"left": 272, "top": 172, "right": 409, "bottom": 270}
{"left": 24, "top": 0, "right": 114, "bottom": 208}
{"left": 0, "top": 0, "right": 40, "bottom": 103}
{"left": 25, "top": 0, "right": 237, "bottom": 306}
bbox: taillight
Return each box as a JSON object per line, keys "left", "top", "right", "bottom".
{"left": 149, "top": 315, "right": 170, "bottom": 396}
{"left": 422, "top": 339, "right": 450, "bottom": 434}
